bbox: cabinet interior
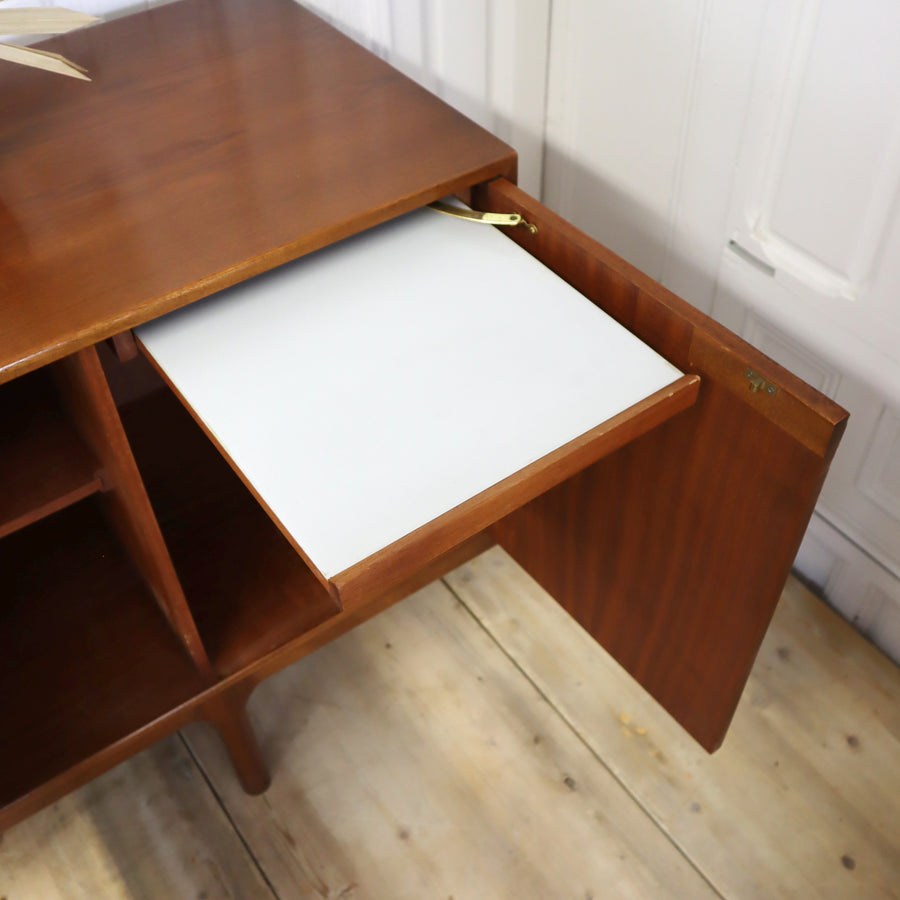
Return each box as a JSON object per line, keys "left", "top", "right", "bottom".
{"left": 0, "top": 367, "right": 105, "bottom": 540}
{"left": 0, "top": 351, "right": 341, "bottom": 828}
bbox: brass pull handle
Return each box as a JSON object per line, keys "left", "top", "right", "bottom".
{"left": 428, "top": 200, "right": 538, "bottom": 234}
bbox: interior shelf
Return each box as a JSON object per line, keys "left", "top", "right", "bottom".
{"left": 120, "top": 388, "right": 341, "bottom": 677}
{"left": 0, "top": 376, "right": 338, "bottom": 827}
{"left": 0, "top": 383, "right": 340, "bottom": 824}
{"left": 0, "top": 368, "right": 105, "bottom": 540}
{"left": 0, "top": 499, "right": 207, "bottom": 823}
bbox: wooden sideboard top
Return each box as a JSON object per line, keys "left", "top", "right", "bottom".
{"left": 0, "top": 0, "right": 516, "bottom": 384}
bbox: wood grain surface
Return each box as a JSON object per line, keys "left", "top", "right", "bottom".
{"left": 0, "top": 0, "right": 854, "bottom": 845}
{"left": 119, "top": 385, "right": 341, "bottom": 677}
{"left": 183, "top": 577, "right": 718, "bottom": 900}
{"left": 52, "top": 346, "right": 211, "bottom": 670}
{"left": 0, "top": 0, "right": 515, "bottom": 385}
{"left": 447, "top": 548, "right": 900, "bottom": 899}
{"left": 0, "top": 738, "right": 270, "bottom": 899}
{"left": 0, "top": 368, "right": 104, "bottom": 539}
{"left": 0, "top": 384, "right": 492, "bottom": 833}
{"left": 473, "top": 178, "right": 849, "bottom": 751}
{"left": 0, "top": 500, "right": 208, "bottom": 832}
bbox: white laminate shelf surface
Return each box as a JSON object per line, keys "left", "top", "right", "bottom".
{"left": 136, "top": 206, "right": 682, "bottom": 581}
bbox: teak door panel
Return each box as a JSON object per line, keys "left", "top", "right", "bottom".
{"left": 473, "top": 178, "right": 848, "bottom": 750}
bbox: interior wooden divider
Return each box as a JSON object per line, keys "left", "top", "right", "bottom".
{"left": 51, "top": 346, "right": 212, "bottom": 674}
{"left": 117, "top": 381, "right": 343, "bottom": 677}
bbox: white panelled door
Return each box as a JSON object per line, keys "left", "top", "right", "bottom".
{"left": 711, "top": 0, "right": 900, "bottom": 661}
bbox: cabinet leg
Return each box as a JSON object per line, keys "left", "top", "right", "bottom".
{"left": 203, "top": 688, "right": 270, "bottom": 795}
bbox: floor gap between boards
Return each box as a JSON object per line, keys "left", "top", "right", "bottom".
{"left": 178, "top": 730, "right": 282, "bottom": 900}
{"left": 439, "top": 574, "right": 727, "bottom": 900}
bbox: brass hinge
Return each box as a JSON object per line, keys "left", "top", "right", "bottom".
{"left": 428, "top": 200, "right": 538, "bottom": 235}
{"left": 746, "top": 369, "right": 778, "bottom": 396}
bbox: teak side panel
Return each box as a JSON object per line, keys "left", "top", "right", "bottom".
{"left": 475, "top": 179, "right": 848, "bottom": 751}
{"left": 0, "top": 0, "right": 515, "bottom": 386}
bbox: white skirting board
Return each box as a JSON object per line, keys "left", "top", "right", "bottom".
{"left": 796, "top": 511, "right": 900, "bottom": 664}
{"left": 136, "top": 206, "right": 682, "bottom": 580}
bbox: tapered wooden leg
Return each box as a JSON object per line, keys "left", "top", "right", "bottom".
{"left": 202, "top": 687, "right": 270, "bottom": 794}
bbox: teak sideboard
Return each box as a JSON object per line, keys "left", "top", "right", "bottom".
{"left": 0, "top": 0, "right": 847, "bottom": 831}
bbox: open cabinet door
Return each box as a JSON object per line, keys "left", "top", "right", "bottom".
{"left": 473, "top": 178, "right": 848, "bottom": 752}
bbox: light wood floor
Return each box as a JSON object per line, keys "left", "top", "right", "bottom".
{"left": 2, "top": 548, "right": 898, "bottom": 898}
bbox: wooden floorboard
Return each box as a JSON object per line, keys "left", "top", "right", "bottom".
{"left": 0, "top": 738, "right": 271, "bottom": 899}
{"left": 182, "top": 578, "right": 715, "bottom": 899}
{"left": 1, "top": 553, "right": 897, "bottom": 898}
{"left": 445, "top": 548, "right": 900, "bottom": 900}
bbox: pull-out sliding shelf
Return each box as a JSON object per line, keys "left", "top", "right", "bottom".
{"left": 137, "top": 208, "right": 699, "bottom": 608}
